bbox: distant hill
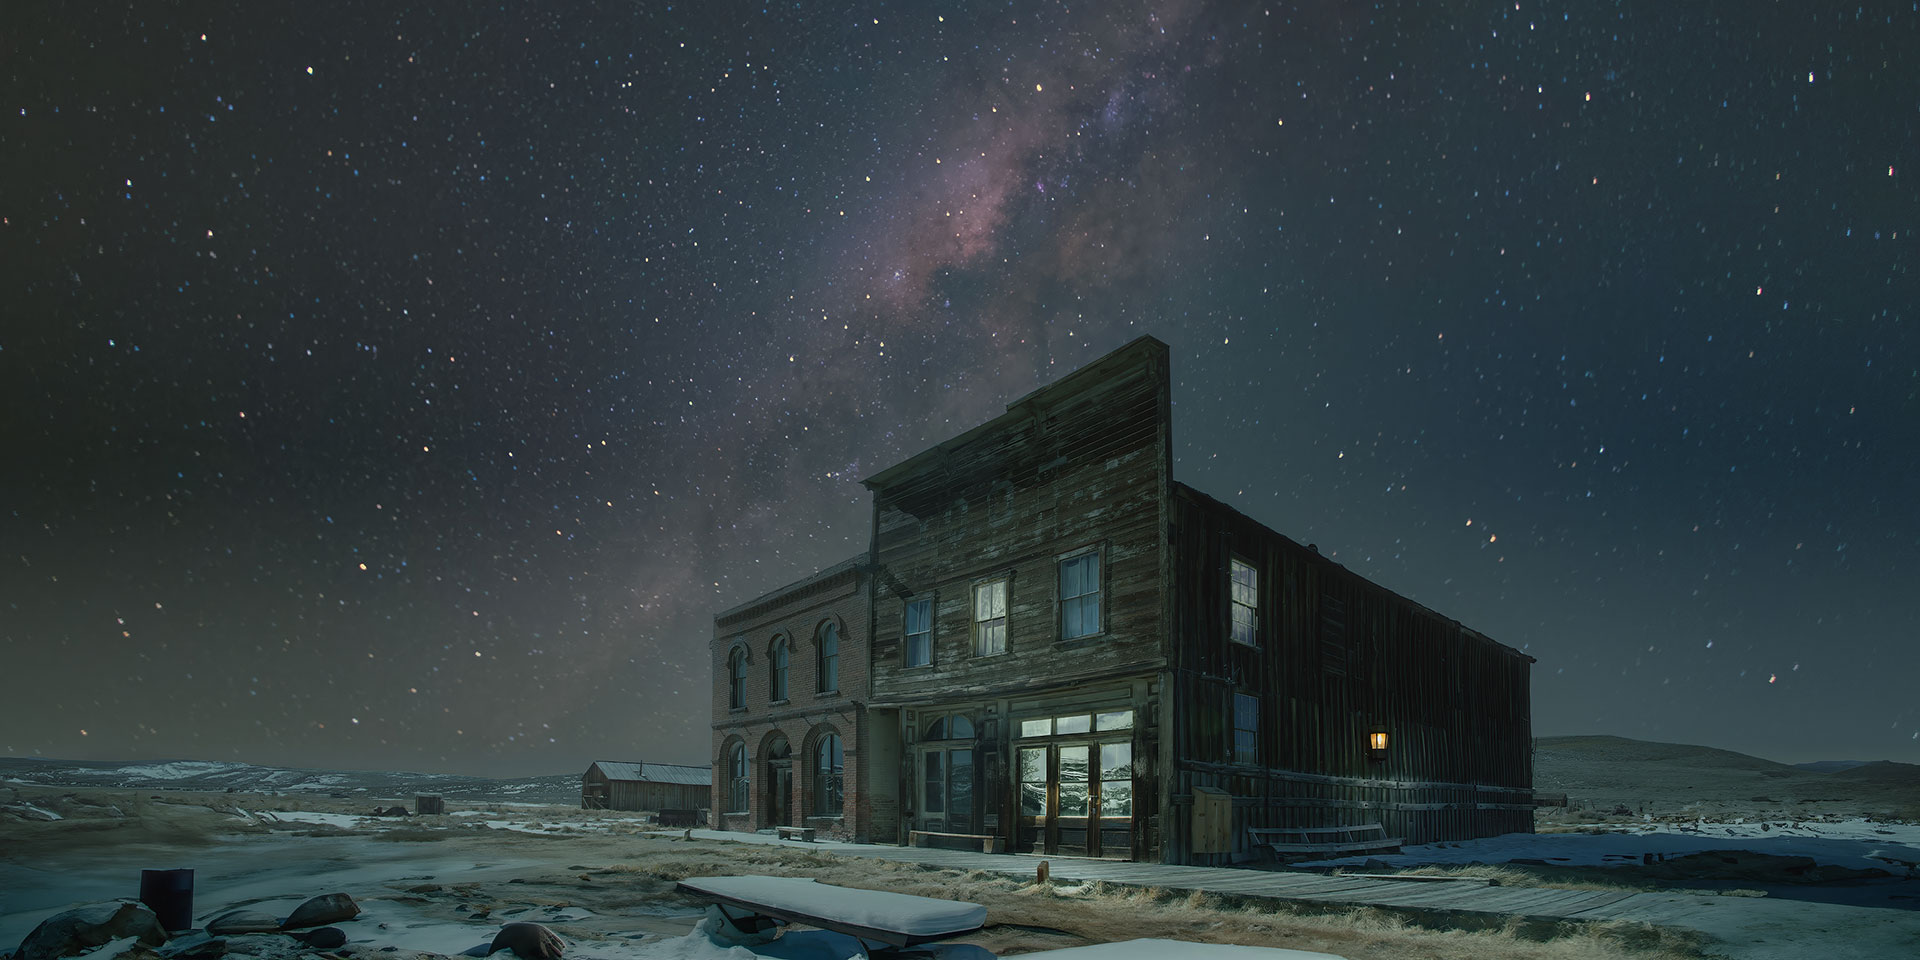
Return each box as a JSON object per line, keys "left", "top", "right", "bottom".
{"left": 1533, "top": 736, "right": 1917, "bottom": 816}
{"left": 0, "top": 756, "right": 581, "bottom": 804}
{"left": 1792, "top": 760, "right": 1873, "bottom": 774}
{"left": 1828, "top": 760, "right": 1920, "bottom": 787}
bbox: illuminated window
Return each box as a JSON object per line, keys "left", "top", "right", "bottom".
{"left": 973, "top": 580, "right": 1007, "bottom": 656}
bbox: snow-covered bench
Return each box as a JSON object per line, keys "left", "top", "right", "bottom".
{"left": 675, "top": 875, "right": 987, "bottom": 950}
{"left": 1246, "top": 823, "right": 1403, "bottom": 861}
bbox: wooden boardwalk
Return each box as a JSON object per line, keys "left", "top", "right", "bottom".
{"left": 682, "top": 830, "right": 1920, "bottom": 960}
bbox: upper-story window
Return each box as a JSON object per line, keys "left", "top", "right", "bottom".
{"left": 727, "top": 647, "right": 748, "bottom": 709}
{"left": 770, "top": 636, "right": 790, "bottom": 702}
{"left": 1230, "top": 557, "right": 1259, "bottom": 646}
{"left": 904, "top": 598, "right": 933, "bottom": 668}
{"left": 973, "top": 579, "right": 1008, "bottom": 657}
{"left": 1059, "top": 550, "right": 1101, "bottom": 639}
{"left": 816, "top": 621, "right": 840, "bottom": 693}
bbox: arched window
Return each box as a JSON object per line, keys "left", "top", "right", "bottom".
{"left": 923, "top": 714, "right": 975, "bottom": 741}
{"left": 727, "top": 647, "right": 748, "bottom": 709}
{"left": 813, "top": 732, "right": 843, "bottom": 815}
{"left": 816, "top": 622, "right": 839, "bottom": 694}
{"left": 770, "top": 636, "right": 790, "bottom": 702}
{"left": 726, "top": 742, "right": 748, "bottom": 813}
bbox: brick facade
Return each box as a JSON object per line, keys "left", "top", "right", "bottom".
{"left": 709, "top": 557, "right": 873, "bottom": 842}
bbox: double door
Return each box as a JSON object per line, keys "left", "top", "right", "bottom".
{"left": 1015, "top": 739, "right": 1132, "bottom": 858}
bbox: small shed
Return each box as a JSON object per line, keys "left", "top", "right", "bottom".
{"left": 582, "top": 760, "right": 710, "bottom": 811}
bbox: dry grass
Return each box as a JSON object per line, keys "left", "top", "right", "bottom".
{"left": 1374, "top": 863, "right": 1765, "bottom": 899}
{"left": 576, "top": 839, "right": 1711, "bottom": 960}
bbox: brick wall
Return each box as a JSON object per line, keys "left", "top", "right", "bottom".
{"left": 709, "top": 562, "right": 874, "bottom": 841}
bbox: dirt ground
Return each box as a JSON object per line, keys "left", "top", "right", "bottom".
{"left": 1, "top": 785, "right": 1714, "bottom": 960}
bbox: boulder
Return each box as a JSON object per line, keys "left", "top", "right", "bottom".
{"left": 156, "top": 933, "right": 227, "bottom": 960}
{"left": 280, "top": 894, "right": 358, "bottom": 930}
{"left": 15, "top": 901, "right": 167, "bottom": 960}
{"left": 488, "top": 922, "right": 564, "bottom": 960}
{"left": 204, "top": 911, "right": 281, "bottom": 936}
{"left": 286, "top": 928, "right": 345, "bottom": 949}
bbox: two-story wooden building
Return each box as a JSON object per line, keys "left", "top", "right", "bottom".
{"left": 713, "top": 336, "right": 1533, "bottom": 863}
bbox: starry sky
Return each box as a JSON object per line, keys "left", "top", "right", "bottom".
{"left": 4, "top": 2, "right": 1915, "bottom": 777}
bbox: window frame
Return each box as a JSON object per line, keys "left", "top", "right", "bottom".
{"left": 1056, "top": 544, "right": 1105, "bottom": 641}
{"left": 1232, "top": 692, "right": 1259, "bottom": 765}
{"left": 725, "top": 742, "right": 748, "bottom": 814}
{"left": 769, "top": 635, "right": 790, "bottom": 703}
{"left": 727, "top": 645, "right": 748, "bottom": 710}
{"left": 971, "top": 577, "right": 1009, "bottom": 658}
{"left": 816, "top": 620, "right": 840, "bottom": 694}
{"left": 903, "top": 596, "right": 934, "bottom": 668}
{"left": 812, "top": 732, "right": 844, "bottom": 817}
{"left": 1229, "top": 556, "right": 1260, "bottom": 647}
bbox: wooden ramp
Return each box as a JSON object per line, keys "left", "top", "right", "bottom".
{"left": 1017, "top": 939, "right": 1341, "bottom": 959}
{"left": 677, "top": 830, "right": 1920, "bottom": 959}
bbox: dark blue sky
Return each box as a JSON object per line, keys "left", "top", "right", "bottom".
{"left": 4, "top": 1, "right": 1914, "bottom": 775}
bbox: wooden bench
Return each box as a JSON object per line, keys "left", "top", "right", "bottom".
{"left": 908, "top": 829, "right": 1003, "bottom": 853}
{"left": 1247, "top": 822, "right": 1404, "bottom": 861}
{"left": 775, "top": 825, "right": 816, "bottom": 842}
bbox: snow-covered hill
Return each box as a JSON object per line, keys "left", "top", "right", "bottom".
{"left": 0, "top": 756, "right": 580, "bottom": 804}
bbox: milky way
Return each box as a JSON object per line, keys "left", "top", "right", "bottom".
{"left": 3, "top": 2, "right": 1915, "bottom": 774}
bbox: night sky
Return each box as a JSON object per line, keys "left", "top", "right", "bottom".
{"left": 4, "top": 2, "right": 1915, "bottom": 777}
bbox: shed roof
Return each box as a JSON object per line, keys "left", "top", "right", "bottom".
{"left": 589, "top": 761, "right": 711, "bottom": 785}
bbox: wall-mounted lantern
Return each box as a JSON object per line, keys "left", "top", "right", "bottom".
{"left": 1367, "top": 725, "right": 1389, "bottom": 763}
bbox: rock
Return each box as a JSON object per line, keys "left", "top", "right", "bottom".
{"left": 204, "top": 912, "right": 280, "bottom": 936}
{"left": 287, "top": 928, "right": 346, "bottom": 949}
{"left": 281, "top": 894, "right": 358, "bottom": 930}
{"left": 15, "top": 901, "right": 168, "bottom": 960}
{"left": 156, "top": 933, "right": 227, "bottom": 960}
{"left": 487, "top": 923, "right": 563, "bottom": 960}
{"left": 368, "top": 806, "right": 409, "bottom": 817}
{"left": 72, "top": 937, "right": 159, "bottom": 960}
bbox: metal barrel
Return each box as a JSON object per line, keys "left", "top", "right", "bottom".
{"left": 139, "top": 868, "right": 194, "bottom": 932}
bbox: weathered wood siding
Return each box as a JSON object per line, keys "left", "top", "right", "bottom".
{"left": 1164, "top": 485, "right": 1534, "bottom": 865}
{"left": 582, "top": 770, "right": 709, "bottom": 812}
{"left": 866, "top": 337, "right": 1172, "bottom": 860}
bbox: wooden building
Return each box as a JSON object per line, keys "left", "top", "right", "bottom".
{"left": 712, "top": 336, "right": 1534, "bottom": 863}
{"left": 708, "top": 557, "right": 880, "bottom": 841}
{"left": 581, "top": 760, "right": 711, "bottom": 812}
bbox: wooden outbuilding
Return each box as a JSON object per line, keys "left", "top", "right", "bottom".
{"left": 581, "top": 760, "right": 710, "bottom": 812}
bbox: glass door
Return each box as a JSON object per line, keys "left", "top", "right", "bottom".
{"left": 1013, "top": 709, "right": 1136, "bottom": 858}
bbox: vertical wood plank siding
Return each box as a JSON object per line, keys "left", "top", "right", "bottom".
{"left": 866, "top": 338, "right": 1173, "bottom": 860}
{"left": 1164, "top": 485, "right": 1534, "bottom": 866}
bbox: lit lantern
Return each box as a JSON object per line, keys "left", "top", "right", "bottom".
{"left": 1367, "top": 726, "right": 1389, "bottom": 763}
